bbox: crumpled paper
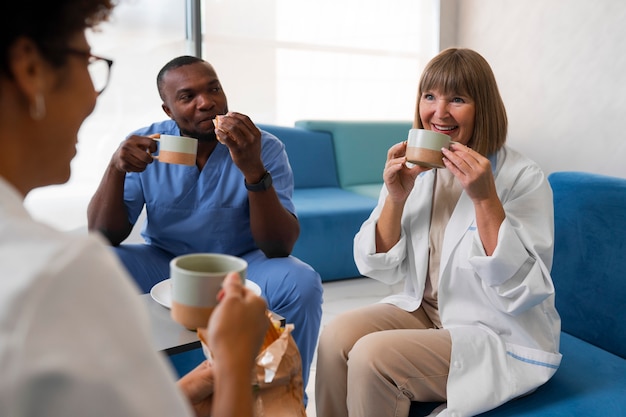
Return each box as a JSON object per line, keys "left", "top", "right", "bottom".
{"left": 256, "top": 323, "right": 293, "bottom": 383}
{"left": 198, "top": 319, "right": 305, "bottom": 417}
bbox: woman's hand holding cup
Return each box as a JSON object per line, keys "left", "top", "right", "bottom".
{"left": 383, "top": 141, "right": 429, "bottom": 204}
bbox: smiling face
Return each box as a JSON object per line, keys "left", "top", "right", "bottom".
{"left": 414, "top": 48, "right": 508, "bottom": 156}
{"left": 160, "top": 61, "right": 228, "bottom": 142}
{"left": 418, "top": 89, "right": 475, "bottom": 146}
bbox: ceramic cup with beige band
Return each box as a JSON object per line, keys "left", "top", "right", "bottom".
{"left": 153, "top": 134, "right": 198, "bottom": 166}
{"left": 405, "top": 128, "right": 454, "bottom": 169}
{"left": 170, "top": 253, "right": 248, "bottom": 330}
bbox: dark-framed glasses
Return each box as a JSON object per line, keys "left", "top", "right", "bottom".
{"left": 64, "top": 49, "right": 114, "bottom": 95}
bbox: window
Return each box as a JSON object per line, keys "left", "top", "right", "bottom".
{"left": 204, "top": 0, "right": 440, "bottom": 124}
{"left": 24, "top": 0, "right": 440, "bottom": 230}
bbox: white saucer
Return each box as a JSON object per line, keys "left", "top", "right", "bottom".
{"left": 150, "top": 278, "right": 262, "bottom": 309}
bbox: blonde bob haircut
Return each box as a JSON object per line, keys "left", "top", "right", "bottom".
{"left": 415, "top": 48, "right": 507, "bottom": 157}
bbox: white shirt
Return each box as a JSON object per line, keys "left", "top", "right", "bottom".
{"left": 0, "top": 178, "right": 193, "bottom": 417}
{"left": 354, "top": 146, "right": 562, "bottom": 417}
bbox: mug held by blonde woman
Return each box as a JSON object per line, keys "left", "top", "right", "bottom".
{"left": 153, "top": 134, "right": 198, "bottom": 166}
{"left": 170, "top": 253, "right": 248, "bottom": 330}
{"left": 405, "top": 129, "right": 453, "bottom": 169}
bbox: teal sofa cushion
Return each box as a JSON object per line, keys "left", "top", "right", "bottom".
{"left": 294, "top": 120, "right": 412, "bottom": 197}
{"left": 345, "top": 184, "right": 385, "bottom": 200}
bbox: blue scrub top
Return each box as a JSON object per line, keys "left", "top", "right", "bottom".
{"left": 123, "top": 119, "right": 296, "bottom": 257}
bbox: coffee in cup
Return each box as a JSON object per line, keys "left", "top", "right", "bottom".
{"left": 153, "top": 134, "right": 198, "bottom": 166}
{"left": 405, "top": 129, "right": 453, "bottom": 169}
{"left": 170, "top": 253, "right": 248, "bottom": 330}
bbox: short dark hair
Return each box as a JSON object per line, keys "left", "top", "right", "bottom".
{"left": 0, "top": 0, "right": 116, "bottom": 77}
{"left": 415, "top": 48, "right": 508, "bottom": 156}
{"left": 156, "top": 55, "right": 205, "bottom": 101}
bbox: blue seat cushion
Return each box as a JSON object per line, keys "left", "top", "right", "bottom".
{"left": 409, "top": 332, "right": 626, "bottom": 416}
{"left": 258, "top": 124, "right": 339, "bottom": 189}
{"left": 292, "top": 188, "right": 376, "bottom": 281}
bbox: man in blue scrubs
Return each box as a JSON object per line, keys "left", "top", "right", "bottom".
{"left": 87, "top": 55, "right": 323, "bottom": 396}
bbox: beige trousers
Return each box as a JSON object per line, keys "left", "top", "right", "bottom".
{"left": 315, "top": 303, "right": 451, "bottom": 417}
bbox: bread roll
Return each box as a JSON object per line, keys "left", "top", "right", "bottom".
{"left": 213, "top": 115, "right": 222, "bottom": 130}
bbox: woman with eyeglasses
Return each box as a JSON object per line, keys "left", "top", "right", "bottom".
{"left": 0, "top": 1, "right": 268, "bottom": 416}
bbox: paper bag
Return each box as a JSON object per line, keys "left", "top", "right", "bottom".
{"left": 198, "top": 318, "right": 306, "bottom": 417}
{"left": 252, "top": 323, "right": 306, "bottom": 417}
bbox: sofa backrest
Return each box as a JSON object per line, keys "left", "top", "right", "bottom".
{"left": 548, "top": 171, "right": 626, "bottom": 359}
{"left": 294, "top": 120, "right": 412, "bottom": 196}
{"left": 258, "top": 124, "right": 339, "bottom": 189}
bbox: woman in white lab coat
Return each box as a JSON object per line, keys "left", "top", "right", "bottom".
{"left": 315, "top": 48, "right": 562, "bottom": 417}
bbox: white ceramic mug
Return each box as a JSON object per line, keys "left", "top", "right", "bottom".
{"left": 153, "top": 134, "right": 198, "bottom": 166}
{"left": 170, "top": 253, "right": 248, "bottom": 330}
{"left": 405, "top": 129, "right": 453, "bottom": 169}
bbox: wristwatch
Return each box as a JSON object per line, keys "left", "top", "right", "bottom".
{"left": 245, "top": 170, "right": 273, "bottom": 192}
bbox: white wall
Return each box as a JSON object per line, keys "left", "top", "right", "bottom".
{"left": 202, "top": 0, "right": 438, "bottom": 125}
{"left": 442, "top": 0, "right": 626, "bottom": 178}
{"left": 30, "top": 1, "right": 626, "bottom": 230}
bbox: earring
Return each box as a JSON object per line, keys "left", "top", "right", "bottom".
{"left": 29, "top": 93, "right": 46, "bottom": 120}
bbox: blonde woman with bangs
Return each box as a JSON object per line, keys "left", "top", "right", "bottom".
{"left": 315, "top": 48, "right": 561, "bottom": 417}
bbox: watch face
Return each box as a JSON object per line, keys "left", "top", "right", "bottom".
{"left": 262, "top": 171, "right": 272, "bottom": 187}
{"left": 246, "top": 171, "right": 272, "bottom": 191}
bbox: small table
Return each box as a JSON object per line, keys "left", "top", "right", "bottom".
{"left": 142, "top": 293, "right": 286, "bottom": 356}
{"left": 142, "top": 293, "right": 201, "bottom": 356}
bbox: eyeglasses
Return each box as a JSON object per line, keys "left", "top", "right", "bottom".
{"left": 64, "top": 48, "right": 114, "bottom": 95}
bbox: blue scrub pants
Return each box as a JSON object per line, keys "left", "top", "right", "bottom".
{"left": 114, "top": 244, "right": 323, "bottom": 397}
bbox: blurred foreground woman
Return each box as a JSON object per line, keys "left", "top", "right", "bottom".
{"left": 0, "top": 2, "right": 267, "bottom": 416}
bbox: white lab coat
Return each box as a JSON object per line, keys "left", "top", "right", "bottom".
{"left": 354, "top": 146, "right": 562, "bottom": 417}
{"left": 0, "top": 178, "right": 193, "bottom": 417}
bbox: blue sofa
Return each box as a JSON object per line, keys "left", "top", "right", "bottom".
{"left": 258, "top": 121, "right": 412, "bottom": 281}
{"left": 409, "top": 171, "right": 626, "bottom": 416}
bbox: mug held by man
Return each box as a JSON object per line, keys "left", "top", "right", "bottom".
{"left": 153, "top": 134, "right": 198, "bottom": 166}
{"left": 405, "top": 128, "right": 452, "bottom": 169}
{"left": 170, "top": 253, "right": 248, "bottom": 330}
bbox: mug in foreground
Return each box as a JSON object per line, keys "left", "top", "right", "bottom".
{"left": 170, "top": 253, "right": 248, "bottom": 330}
